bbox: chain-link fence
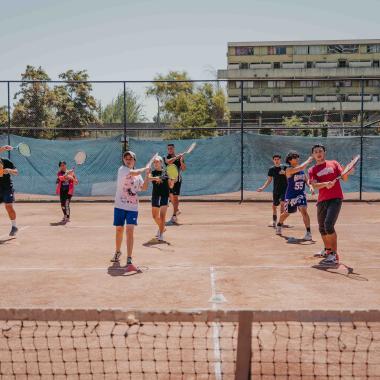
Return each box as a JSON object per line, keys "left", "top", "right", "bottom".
{"left": 0, "top": 79, "right": 379, "bottom": 201}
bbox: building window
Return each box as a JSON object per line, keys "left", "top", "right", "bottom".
{"left": 367, "top": 44, "right": 380, "bottom": 53}
{"left": 309, "top": 45, "right": 326, "bottom": 54}
{"left": 235, "top": 47, "right": 254, "bottom": 56}
{"left": 300, "top": 80, "right": 319, "bottom": 88}
{"left": 367, "top": 80, "right": 380, "bottom": 87}
{"left": 239, "top": 63, "right": 249, "bottom": 69}
{"left": 328, "top": 44, "right": 358, "bottom": 54}
{"left": 267, "top": 46, "right": 287, "bottom": 55}
{"left": 294, "top": 46, "right": 309, "bottom": 55}
{"left": 268, "top": 80, "right": 286, "bottom": 88}
{"left": 335, "top": 80, "right": 352, "bottom": 87}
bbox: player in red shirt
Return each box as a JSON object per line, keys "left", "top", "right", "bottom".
{"left": 308, "top": 144, "right": 355, "bottom": 265}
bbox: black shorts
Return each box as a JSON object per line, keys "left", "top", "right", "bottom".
{"left": 60, "top": 190, "right": 72, "bottom": 205}
{"left": 152, "top": 193, "right": 169, "bottom": 208}
{"left": 169, "top": 181, "right": 182, "bottom": 196}
{"left": 0, "top": 188, "right": 15, "bottom": 204}
{"left": 317, "top": 198, "right": 342, "bottom": 235}
{"left": 273, "top": 190, "right": 286, "bottom": 206}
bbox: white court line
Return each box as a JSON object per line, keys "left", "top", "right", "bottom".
{"left": 0, "top": 226, "right": 30, "bottom": 240}
{"left": 0, "top": 265, "right": 379, "bottom": 272}
{"left": 210, "top": 266, "right": 223, "bottom": 380}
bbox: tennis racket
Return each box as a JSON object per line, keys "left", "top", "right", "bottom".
{"left": 182, "top": 142, "right": 196, "bottom": 155}
{"left": 11, "top": 143, "right": 31, "bottom": 157}
{"left": 145, "top": 152, "right": 159, "bottom": 169}
{"left": 68, "top": 151, "right": 87, "bottom": 173}
{"left": 166, "top": 164, "right": 179, "bottom": 180}
{"left": 336, "top": 155, "right": 360, "bottom": 180}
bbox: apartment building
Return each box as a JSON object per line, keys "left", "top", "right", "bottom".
{"left": 217, "top": 39, "right": 380, "bottom": 125}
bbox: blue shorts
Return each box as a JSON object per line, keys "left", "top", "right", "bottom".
{"left": 0, "top": 188, "right": 15, "bottom": 204}
{"left": 113, "top": 208, "right": 138, "bottom": 226}
{"left": 284, "top": 195, "right": 307, "bottom": 214}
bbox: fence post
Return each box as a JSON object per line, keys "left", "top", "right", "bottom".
{"left": 123, "top": 81, "right": 127, "bottom": 153}
{"left": 7, "top": 81, "right": 11, "bottom": 160}
{"left": 235, "top": 311, "right": 253, "bottom": 380}
{"left": 359, "top": 79, "right": 364, "bottom": 201}
{"left": 240, "top": 80, "right": 244, "bottom": 203}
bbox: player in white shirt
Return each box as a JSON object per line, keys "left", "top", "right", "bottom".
{"left": 111, "top": 151, "right": 150, "bottom": 271}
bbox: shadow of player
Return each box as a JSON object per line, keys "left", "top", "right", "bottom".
{"left": 107, "top": 262, "right": 143, "bottom": 277}
{"left": 0, "top": 237, "right": 16, "bottom": 245}
{"left": 312, "top": 263, "right": 368, "bottom": 281}
{"left": 280, "top": 235, "right": 316, "bottom": 245}
{"left": 50, "top": 221, "right": 66, "bottom": 227}
{"left": 143, "top": 238, "right": 171, "bottom": 247}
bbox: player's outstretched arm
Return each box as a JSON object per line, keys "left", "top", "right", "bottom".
{"left": 286, "top": 156, "right": 313, "bottom": 176}
{"left": 257, "top": 176, "right": 272, "bottom": 192}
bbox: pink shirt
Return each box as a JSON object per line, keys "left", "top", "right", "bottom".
{"left": 308, "top": 160, "right": 343, "bottom": 203}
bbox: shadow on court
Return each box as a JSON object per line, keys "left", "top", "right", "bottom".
{"left": 107, "top": 262, "right": 143, "bottom": 277}
{"left": 143, "top": 238, "right": 171, "bottom": 247}
{"left": 312, "top": 263, "right": 369, "bottom": 281}
{"left": 0, "top": 237, "right": 16, "bottom": 245}
{"left": 50, "top": 221, "right": 66, "bottom": 227}
{"left": 279, "top": 235, "right": 316, "bottom": 245}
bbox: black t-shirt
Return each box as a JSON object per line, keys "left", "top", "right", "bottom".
{"left": 57, "top": 170, "right": 70, "bottom": 192}
{"left": 166, "top": 154, "right": 182, "bottom": 182}
{"left": 0, "top": 158, "right": 15, "bottom": 191}
{"left": 268, "top": 165, "right": 288, "bottom": 194}
{"left": 151, "top": 169, "right": 170, "bottom": 196}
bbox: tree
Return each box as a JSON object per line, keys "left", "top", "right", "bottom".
{"left": 53, "top": 70, "right": 98, "bottom": 135}
{"left": 101, "top": 89, "right": 146, "bottom": 123}
{"left": 282, "top": 114, "right": 310, "bottom": 136}
{"left": 0, "top": 106, "right": 8, "bottom": 128}
{"left": 146, "top": 71, "right": 229, "bottom": 139}
{"left": 12, "top": 65, "right": 56, "bottom": 138}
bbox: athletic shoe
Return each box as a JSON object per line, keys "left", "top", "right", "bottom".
{"left": 270, "top": 221, "right": 276, "bottom": 227}
{"left": 275, "top": 225, "right": 282, "bottom": 235}
{"left": 155, "top": 229, "right": 160, "bottom": 238}
{"left": 9, "top": 226, "right": 18, "bottom": 237}
{"left": 157, "top": 233, "right": 164, "bottom": 241}
{"left": 319, "top": 253, "right": 339, "bottom": 266}
{"left": 171, "top": 215, "right": 178, "bottom": 223}
{"left": 314, "top": 248, "right": 329, "bottom": 258}
{"left": 303, "top": 231, "right": 313, "bottom": 241}
{"left": 110, "top": 251, "right": 122, "bottom": 263}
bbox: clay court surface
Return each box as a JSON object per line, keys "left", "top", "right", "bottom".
{"left": 0, "top": 201, "right": 379, "bottom": 312}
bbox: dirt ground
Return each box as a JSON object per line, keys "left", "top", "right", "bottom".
{"left": 0, "top": 201, "right": 379, "bottom": 312}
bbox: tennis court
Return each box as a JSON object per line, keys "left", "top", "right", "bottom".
{"left": 0, "top": 201, "right": 379, "bottom": 379}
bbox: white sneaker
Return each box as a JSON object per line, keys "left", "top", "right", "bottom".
{"left": 275, "top": 225, "right": 282, "bottom": 235}
{"left": 303, "top": 231, "right": 312, "bottom": 241}
{"left": 157, "top": 233, "right": 164, "bottom": 241}
{"left": 155, "top": 229, "right": 160, "bottom": 238}
{"left": 171, "top": 215, "right": 177, "bottom": 223}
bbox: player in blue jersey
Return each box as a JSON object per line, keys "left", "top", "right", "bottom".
{"left": 276, "top": 151, "right": 314, "bottom": 240}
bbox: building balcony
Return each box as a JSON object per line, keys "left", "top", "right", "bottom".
{"left": 217, "top": 67, "right": 380, "bottom": 80}
{"left": 227, "top": 101, "right": 380, "bottom": 113}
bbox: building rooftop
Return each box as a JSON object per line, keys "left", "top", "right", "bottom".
{"left": 228, "top": 39, "right": 380, "bottom": 47}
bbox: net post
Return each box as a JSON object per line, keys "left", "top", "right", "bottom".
{"left": 235, "top": 311, "right": 252, "bottom": 380}
{"left": 359, "top": 78, "right": 364, "bottom": 201}
{"left": 7, "top": 81, "right": 11, "bottom": 160}
{"left": 123, "top": 81, "right": 127, "bottom": 153}
{"left": 240, "top": 80, "right": 244, "bottom": 204}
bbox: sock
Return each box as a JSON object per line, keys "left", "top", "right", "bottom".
{"left": 306, "top": 227, "right": 311, "bottom": 233}
{"left": 11, "top": 220, "right": 16, "bottom": 227}
{"left": 272, "top": 215, "right": 277, "bottom": 222}
{"left": 325, "top": 247, "right": 332, "bottom": 252}
{"left": 277, "top": 222, "right": 283, "bottom": 227}
{"left": 127, "top": 256, "right": 132, "bottom": 265}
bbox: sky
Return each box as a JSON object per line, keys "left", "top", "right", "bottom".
{"left": 1, "top": 0, "right": 379, "bottom": 119}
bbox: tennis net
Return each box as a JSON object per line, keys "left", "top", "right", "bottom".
{"left": 0, "top": 309, "right": 379, "bottom": 379}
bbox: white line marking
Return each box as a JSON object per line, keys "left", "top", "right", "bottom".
{"left": 0, "top": 265, "right": 379, "bottom": 272}
{"left": 210, "top": 266, "right": 223, "bottom": 380}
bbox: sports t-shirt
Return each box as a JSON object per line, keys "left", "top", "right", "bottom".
{"left": 166, "top": 154, "right": 182, "bottom": 182}
{"left": 285, "top": 170, "right": 306, "bottom": 200}
{"left": 57, "top": 170, "right": 70, "bottom": 191}
{"left": 267, "top": 165, "right": 287, "bottom": 194}
{"left": 114, "top": 166, "right": 144, "bottom": 212}
{"left": 151, "top": 170, "right": 170, "bottom": 196}
{"left": 308, "top": 160, "right": 343, "bottom": 203}
{"left": 0, "top": 158, "right": 15, "bottom": 191}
